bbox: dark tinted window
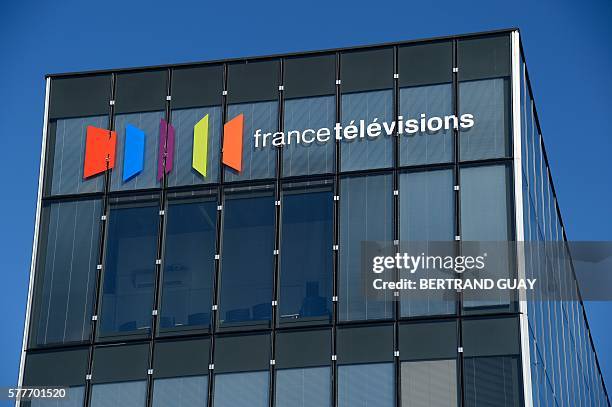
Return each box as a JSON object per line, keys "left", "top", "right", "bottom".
{"left": 398, "top": 41, "right": 452, "bottom": 87}
{"left": 341, "top": 48, "right": 394, "bottom": 93}
{"left": 159, "top": 194, "right": 216, "bottom": 332}
{"left": 49, "top": 75, "right": 111, "bottom": 120}
{"left": 284, "top": 54, "right": 336, "bottom": 99}
{"left": 279, "top": 182, "right": 333, "bottom": 325}
{"left": 219, "top": 187, "right": 275, "bottom": 328}
{"left": 458, "top": 35, "right": 511, "bottom": 81}
{"left": 227, "top": 60, "right": 279, "bottom": 104}
{"left": 99, "top": 199, "right": 160, "bottom": 337}
{"left": 23, "top": 348, "right": 89, "bottom": 387}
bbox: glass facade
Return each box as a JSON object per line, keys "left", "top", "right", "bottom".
{"left": 22, "top": 30, "right": 609, "bottom": 407}
{"left": 518, "top": 51, "right": 610, "bottom": 406}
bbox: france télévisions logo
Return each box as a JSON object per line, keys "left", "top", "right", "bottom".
{"left": 82, "top": 112, "right": 474, "bottom": 181}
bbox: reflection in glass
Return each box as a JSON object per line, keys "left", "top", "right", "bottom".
{"left": 279, "top": 185, "right": 333, "bottom": 324}
{"left": 219, "top": 189, "right": 275, "bottom": 326}
{"left": 99, "top": 203, "right": 159, "bottom": 336}
{"left": 160, "top": 198, "right": 216, "bottom": 330}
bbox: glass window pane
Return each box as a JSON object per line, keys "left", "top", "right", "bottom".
{"left": 464, "top": 357, "right": 520, "bottom": 407}
{"left": 276, "top": 330, "right": 331, "bottom": 369}
{"left": 168, "top": 106, "right": 222, "bottom": 186}
{"left": 399, "top": 84, "right": 453, "bottom": 166}
{"left": 400, "top": 169, "right": 454, "bottom": 241}
{"left": 339, "top": 174, "right": 393, "bottom": 321}
{"left": 154, "top": 338, "right": 210, "bottom": 378}
{"left": 401, "top": 359, "right": 457, "bottom": 407}
{"left": 398, "top": 41, "right": 452, "bottom": 88}
{"left": 341, "top": 89, "right": 394, "bottom": 171}
{"left": 224, "top": 102, "right": 278, "bottom": 182}
{"left": 219, "top": 187, "right": 275, "bottom": 327}
{"left": 338, "top": 363, "right": 395, "bottom": 407}
{"left": 458, "top": 35, "right": 511, "bottom": 82}
{"left": 109, "top": 71, "right": 167, "bottom": 192}
{"left": 275, "top": 366, "right": 331, "bottom": 407}
{"left": 284, "top": 54, "right": 336, "bottom": 99}
{"left": 459, "top": 78, "right": 510, "bottom": 161}
{"left": 99, "top": 201, "right": 159, "bottom": 336}
{"left": 110, "top": 111, "right": 165, "bottom": 191}
{"left": 214, "top": 334, "right": 270, "bottom": 373}
{"left": 152, "top": 375, "right": 208, "bottom": 407}
{"left": 171, "top": 65, "right": 223, "bottom": 110}
{"left": 399, "top": 169, "right": 455, "bottom": 317}
{"left": 30, "top": 387, "right": 83, "bottom": 407}
{"left": 279, "top": 183, "right": 333, "bottom": 325}
{"left": 460, "top": 165, "right": 512, "bottom": 311}
{"left": 160, "top": 195, "right": 216, "bottom": 331}
{"left": 213, "top": 371, "right": 269, "bottom": 407}
{"left": 460, "top": 165, "right": 510, "bottom": 241}
{"left": 33, "top": 199, "right": 101, "bottom": 346}
{"left": 90, "top": 381, "right": 147, "bottom": 407}
{"left": 23, "top": 348, "right": 88, "bottom": 388}
{"left": 46, "top": 75, "right": 111, "bottom": 197}
{"left": 49, "top": 75, "right": 111, "bottom": 120}
{"left": 48, "top": 116, "right": 108, "bottom": 196}
{"left": 282, "top": 96, "right": 335, "bottom": 176}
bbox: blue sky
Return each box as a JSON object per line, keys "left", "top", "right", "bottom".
{"left": 0, "top": 0, "right": 610, "bottom": 400}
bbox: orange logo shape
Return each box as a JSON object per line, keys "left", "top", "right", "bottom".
{"left": 83, "top": 126, "right": 117, "bottom": 179}
{"left": 222, "top": 114, "right": 244, "bottom": 172}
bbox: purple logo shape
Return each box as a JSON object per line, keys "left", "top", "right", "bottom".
{"left": 158, "top": 119, "right": 175, "bottom": 181}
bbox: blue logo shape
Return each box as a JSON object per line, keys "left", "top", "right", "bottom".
{"left": 123, "top": 124, "right": 145, "bottom": 181}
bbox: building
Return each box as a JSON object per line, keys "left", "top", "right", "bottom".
{"left": 18, "top": 28, "right": 610, "bottom": 407}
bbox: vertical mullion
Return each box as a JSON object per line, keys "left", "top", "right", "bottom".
{"left": 332, "top": 51, "right": 341, "bottom": 407}
{"left": 208, "top": 62, "right": 229, "bottom": 407}
{"left": 270, "top": 59, "right": 284, "bottom": 407}
{"left": 392, "top": 45, "right": 401, "bottom": 407}
{"left": 145, "top": 68, "right": 172, "bottom": 407}
{"left": 453, "top": 39, "right": 466, "bottom": 407}
{"left": 82, "top": 73, "right": 116, "bottom": 407}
